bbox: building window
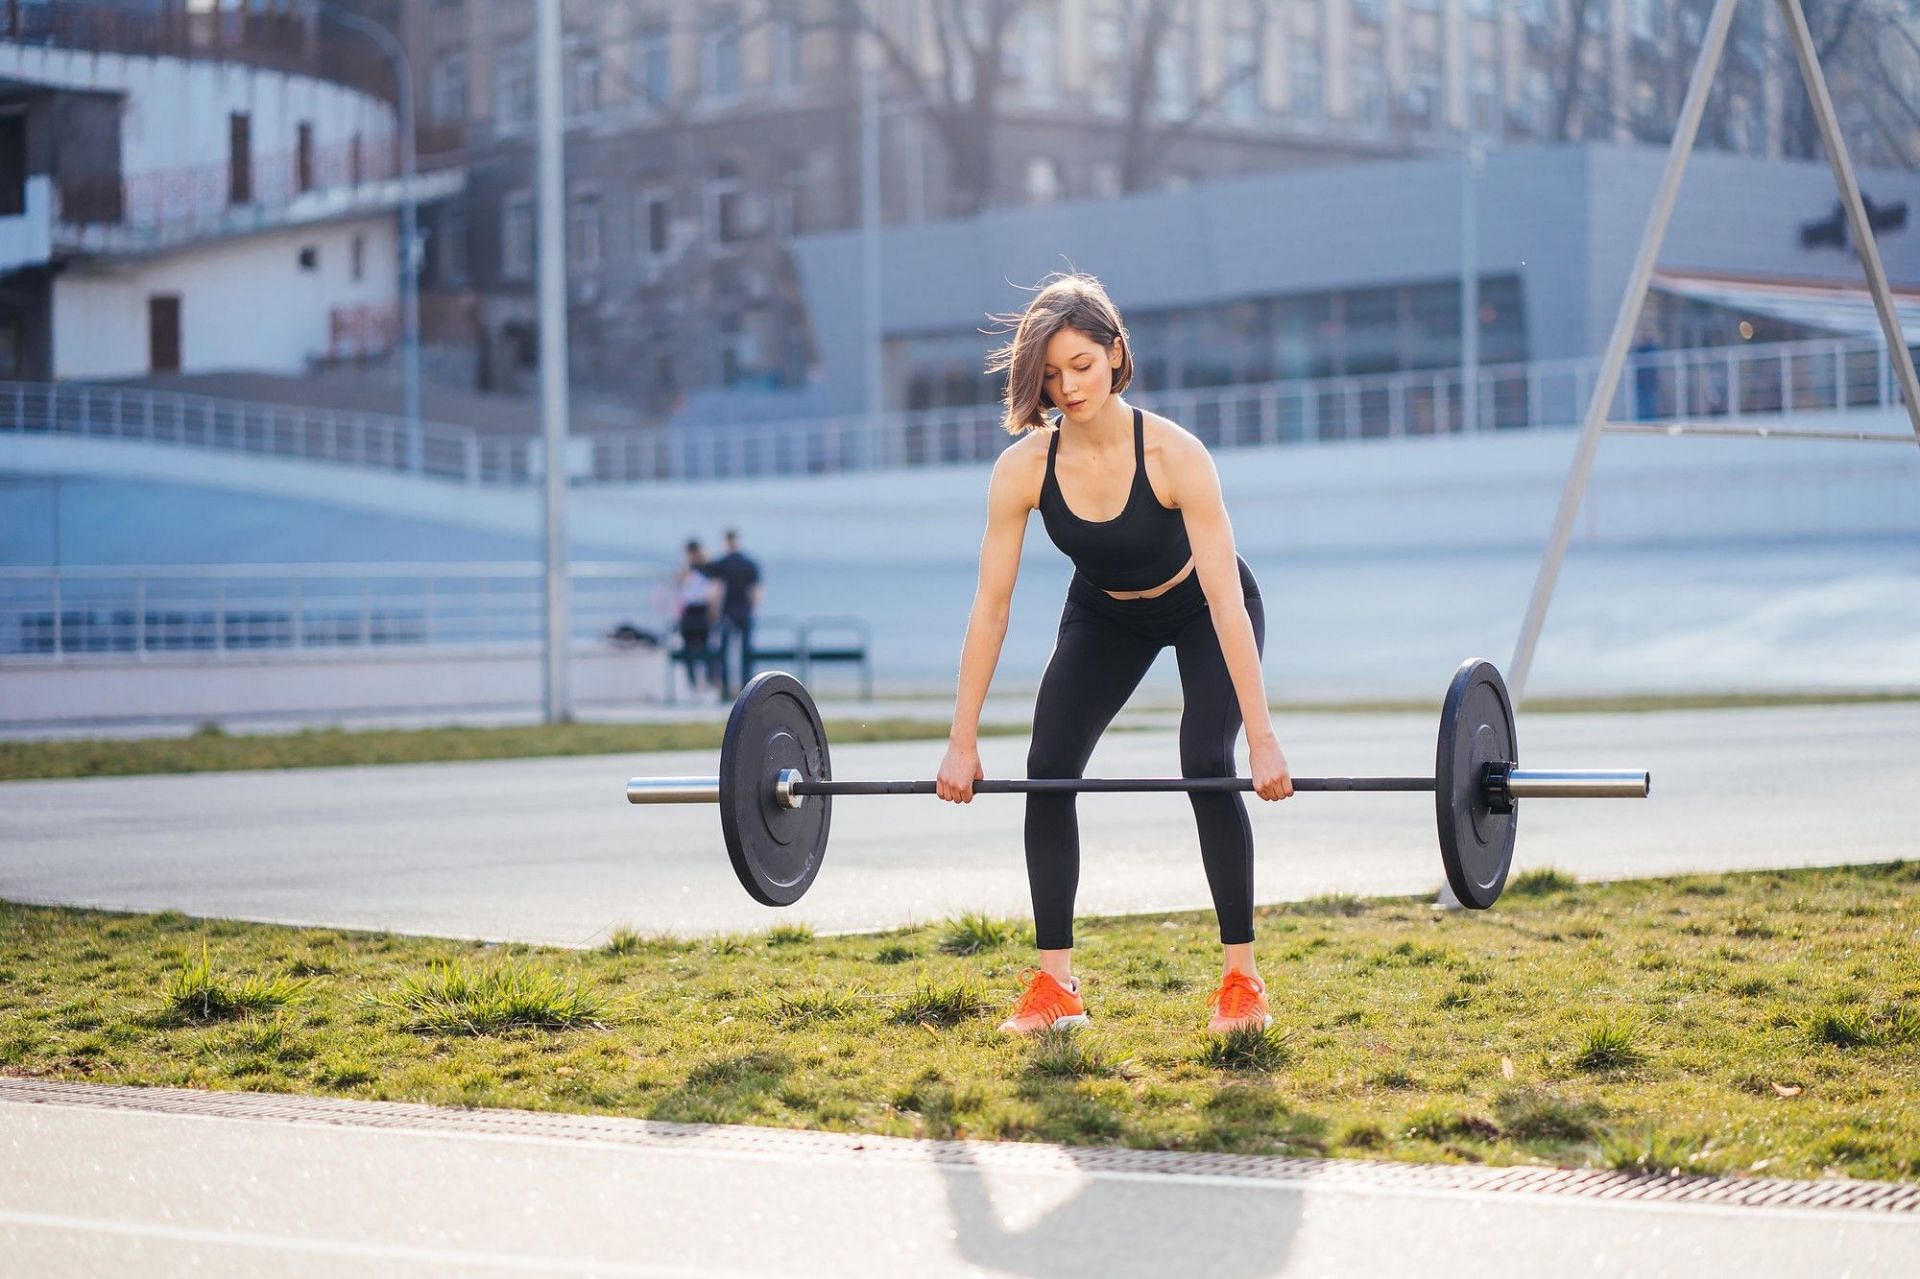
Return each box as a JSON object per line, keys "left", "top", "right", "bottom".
{"left": 570, "top": 189, "right": 603, "bottom": 275}
{"left": 706, "top": 160, "right": 749, "bottom": 251}
{"left": 1005, "top": 8, "right": 1059, "bottom": 107}
{"left": 769, "top": 17, "right": 801, "bottom": 93}
{"left": 1222, "top": 23, "right": 1263, "bottom": 120}
{"left": 1155, "top": 24, "right": 1194, "bottom": 120}
{"left": 703, "top": 5, "right": 742, "bottom": 104}
{"left": 1024, "top": 156, "right": 1062, "bottom": 205}
{"left": 229, "top": 111, "right": 252, "bottom": 205}
{"left": 1087, "top": 8, "right": 1126, "bottom": 115}
{"left": 1288, "top": 39, "right": 1323, "bottom": 120}
{"left": 1463, "top": 0, "right": 1496, "bottom": 17}
{"left": 1350, "top": 0, "right": 1383, "bottom": 27}
{"left": 1630, "top": 0, "right": 1664, "bottom": 41}
{"left": 439, "top": 206, "right": 468, "bottom": 285}
{"left": 637, "top": 189, "right": 672, "bottom": 260}
{"left": 630, "top": 25, "right": 671, "bottom": 109}
{"left": 296, "top": 121, "right": 314, "bottom": 193}
{"left": 351, "top": 233, "right": 365, "bottom": 282}
{"left": 1348, "top": 44, "right": 1385, "bottom": 127}
{"left": 1471, "top": 61, "right": 1501, "bottom": 135}
{"left": 567, "top": 42, "right": 601, "bottom": 118}
{"left": 430, "top": 0, "right": 463, "bottom": 47}
{"left": 502, "top": 190, "right": 534, "bottom": 280}
{"left": 1405, "top": 47, "right": 1442, "bottom": 129}
{"left": 495, "top": 44, "right": 533, "bottom": 132}
{"left": 431, "top": 52, "right": 468, "bottom": 122}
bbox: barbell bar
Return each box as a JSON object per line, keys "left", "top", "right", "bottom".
{"left": 622, "top": 659, "right": 1650, "bottom": 912}
{"left": 628, "top": 770, "right": 1651, "bottom": 805}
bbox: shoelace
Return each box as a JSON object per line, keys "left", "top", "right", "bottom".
{"left": 1207, "top": 971, "right": 1264, "bottom": 1020}
{"left": 1011, "top": 969, "right": 1074, "bottom": 1020}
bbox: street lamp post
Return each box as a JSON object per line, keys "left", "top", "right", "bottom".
{"left": 319, "top": 3, "right": 422, "bottom": 456}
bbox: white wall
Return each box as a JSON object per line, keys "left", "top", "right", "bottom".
{"left": 0, "top": 42, "right": 396, "bottom": 192}
{"left": 50, "top": 214, "right": 398, "bottom": 379}
{"left": 0, "top": 646, "right": 666, "bottom": 730}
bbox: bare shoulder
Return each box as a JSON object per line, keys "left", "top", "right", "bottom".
{"left": 990, "top": 427, "right": 1051, "bottom": 507}
{"left": 1138, "top": 408, "right": 1215, "bottom": 482}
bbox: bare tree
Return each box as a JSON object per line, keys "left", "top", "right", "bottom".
{"left": 833, "top": 0, "right": 1035, "bottom": 217}
{"left": 1111, "top": 0, "right": 1274, "bottom": 193}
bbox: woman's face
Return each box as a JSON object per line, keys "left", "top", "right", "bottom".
{"left": 1042, "top": 328, "right": 1120, "bottom": 423}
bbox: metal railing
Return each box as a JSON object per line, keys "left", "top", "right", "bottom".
{"left": 583, "top": 334, "right": 1913, "bottom": 483}
{"left": 0, "top": 380, "right": 492, "bottom": 482}
{"left": 3, "top": 335, "right": 1909, "bottom": 490}
{"left": 0, "top": 561, "right": 674, "bottom": 662}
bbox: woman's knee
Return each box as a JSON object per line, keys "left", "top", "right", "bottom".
{"left": 1027, "top": 740, "right": 1086, "bottom": 780}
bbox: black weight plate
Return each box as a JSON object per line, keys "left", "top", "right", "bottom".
{"left": 1435, "top": 659, "right": 1517, "bottom": 909}
{"left": 718, "top": 671, "right": 832, "bottom": 907}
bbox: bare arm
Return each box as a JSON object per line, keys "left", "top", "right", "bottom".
{"left": 939, "top": 443, "right": 1036, "bottom": 799}
{"left": 1164, "top": 433, "right": 1292, "bottom": 800}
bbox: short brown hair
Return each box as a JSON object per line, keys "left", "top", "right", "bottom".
{"left": 984, "top": 273, "right": 1134, "bottom": 435}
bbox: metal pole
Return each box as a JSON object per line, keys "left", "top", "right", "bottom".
{"left": 1462, "top": 142, "right": 1479, "bottom": 432}
{"left": 535, "top": 0, "right": 572, "bottom": 721}
{"left": 1772, "top": 0, "right": 1920, "bottom": 442}
{"left": 1508, "top": 0, "right": 1740, "bottom": 701}
{"left": 860, "top": 34, "right": 883, "bottom": 462}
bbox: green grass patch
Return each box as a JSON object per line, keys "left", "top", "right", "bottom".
{"left": 368, "top": 960, "right": 611, "bottom": 1035}
{"left": 0, "top": 718, "right": 1024, "bottom": 781}
{"left": 4, "top": 862, "right": 1920, "bottom": 1180}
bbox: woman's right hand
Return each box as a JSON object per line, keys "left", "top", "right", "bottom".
{"left": 937, "top": 739, "right": 985, "bottom": 803}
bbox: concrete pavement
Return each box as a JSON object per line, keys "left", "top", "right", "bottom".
{"left": 2, "top": 702, "right": 1916, "bottom": 944}
{"left": 3, "top": 1082, "right": 1915, "bottom": 1279}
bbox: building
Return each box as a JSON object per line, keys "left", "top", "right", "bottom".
{"left": 789, "top": 142, "right": 1920, "bottom": 419}
{"left": 413, "top": 0, "right": 1918, "bottom": 422}
{"left": 0, "top": 1, "right": 459, "bottom": 381}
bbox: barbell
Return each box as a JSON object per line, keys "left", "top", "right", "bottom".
{"left": 625, "top": 658, "right": 1649, "bottom": 911}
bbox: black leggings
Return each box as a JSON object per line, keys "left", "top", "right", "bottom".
{"left": 1025, "top": 558, "right": 1265, "bottom": 950}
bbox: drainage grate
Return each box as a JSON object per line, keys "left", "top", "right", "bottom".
{"left": 5, "top": 1078, "right": 1916, "bottom": 1216}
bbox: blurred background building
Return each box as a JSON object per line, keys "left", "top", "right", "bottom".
{"left": 1, "top": 0, "right": 1917, "bottom": 727}
{"left": 410, "top": 0, "right": 1920, "bottom": 425}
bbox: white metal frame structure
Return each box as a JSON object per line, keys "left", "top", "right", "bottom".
{"left": 1507, "top": 0, "right": 1920, "bottom": 701}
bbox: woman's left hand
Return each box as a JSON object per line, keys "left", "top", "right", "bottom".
{"left": 1249, "top": 734, "right": 1293, "bottom": 801}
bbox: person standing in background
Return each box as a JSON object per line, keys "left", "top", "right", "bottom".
{"left": 699, "top": 528, "right": 763, "bottom": 699}
{"left": 674, "top": 540, "right": 722, "bottom": 696}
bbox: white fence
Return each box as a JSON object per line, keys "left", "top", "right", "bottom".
{"left": 0, "top": 335, "right": 1910, "bottom": 489}
{"left": 0, "top": 561, "right": 672, "bottom": 662}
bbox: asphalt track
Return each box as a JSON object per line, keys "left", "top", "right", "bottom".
{"left": 5, "top": 704, "right": 1918, "bottom": 1277}
{"left": 2, "top": 703, "right": 1916, "bottom": 944}
{"left": 3, "top": 1082, "right": 1916, "bottom": 1278}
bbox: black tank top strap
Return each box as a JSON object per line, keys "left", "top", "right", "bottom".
{"left": 1131, "top": 406, "right": 1145, "bottom": 488}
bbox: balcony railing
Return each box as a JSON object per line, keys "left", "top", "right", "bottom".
{"left": 1, "top": 335, "right": 1910, "bottom": 490}
{"left": 1, "top": 0, "right": 398, "bottom": 104}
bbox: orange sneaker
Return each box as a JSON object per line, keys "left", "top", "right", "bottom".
{"left": 1205, "top": 970, "right": 1272, "bottom": 1034}
{"left": 997, "top": 969, "right": 1089, "bottom": 1036}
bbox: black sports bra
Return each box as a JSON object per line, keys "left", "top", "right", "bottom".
{"left": 1038, "top": 406, "right": 1193, "bottom": 593}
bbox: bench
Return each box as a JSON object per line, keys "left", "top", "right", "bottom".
{"left": 662, "top": 616, "right": 871, "bottom": 703}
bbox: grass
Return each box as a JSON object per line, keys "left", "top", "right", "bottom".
{"left": 8, "top": 690, "right": 1919, "bottom": 782}
{"left": 0, "top": 718, "right": 1026, "bottom": 782}
{"left": 3, "top": 861, "right": 1919, "bottom": 1181}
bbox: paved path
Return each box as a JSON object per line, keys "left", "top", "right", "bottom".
{"left": 3, "top": 1082, "right": 1915, "bottom": 1278}
{"left": 3, "top": 704, "right": 1916, "bottom": 944}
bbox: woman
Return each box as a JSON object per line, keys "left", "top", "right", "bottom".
{"left": 936, "top": 274, "right": 1293, "bottom": 1037}
{"left": 675, "top": 540, "right": 721, "bottom": 696}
